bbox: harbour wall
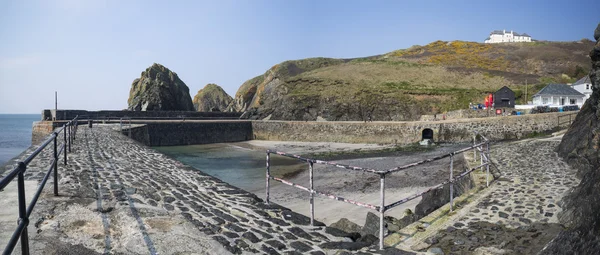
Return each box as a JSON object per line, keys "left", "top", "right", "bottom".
{"left": 33, "top": 111, "right": 572, "bottom": 146}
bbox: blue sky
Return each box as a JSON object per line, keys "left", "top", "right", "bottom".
{"left": 1, "top": 0, "right": 598, "bottom": 113}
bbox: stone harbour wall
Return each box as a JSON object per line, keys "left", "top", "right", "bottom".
{"left": 32, "top": 111, "right": 571, "bottom": 147}
{"left": 43, "top": 109, "right": 241, "bottom": 121}
{"left": 31, "top": 121, "right": 55, "bottom": 145}
{"left": 252, "top": 112, "right": 571, "bottom": 144}
{"left": 126, "top": 121, "right": 254, "bottom": 146}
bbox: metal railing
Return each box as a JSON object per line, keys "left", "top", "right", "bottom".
{"left": 557, "top": 112, "right": 577, "bottom": 128}
{"left": 0, "top": 116, "right": 79, "bottom": 255}
{"left": 266, "top": 132, "right": 491, "bottom": 250}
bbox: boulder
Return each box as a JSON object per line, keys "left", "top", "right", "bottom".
{"left": 543, "top": 23, "right": 600, "bottom": 254}
{"left": 329, "top": 218, "right": 362, "bottom": 234}
{"left": 192, "top": 83, "right": 233, "bottom": 112}
{"left": 127, "top": 63, "right": 194, "bottom": 111}
{"left": 361, "top": 212, "right": 388, "bottom": 237}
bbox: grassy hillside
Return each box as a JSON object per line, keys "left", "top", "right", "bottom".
{"left": 230, "top": 40, "right": 594, "bottom": 121}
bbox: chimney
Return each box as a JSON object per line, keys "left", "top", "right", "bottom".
{"left": 503, "top": 29, "right": 506, "bottom": 34}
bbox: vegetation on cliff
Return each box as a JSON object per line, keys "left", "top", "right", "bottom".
{"left": 193, "top": 84, "right": 233, "bottom": 112}
{"left": 230, "top": 40, "right": 594, "bottom": 120}
{"left": 128, "top": 63, "right": 195, "bottom": 111}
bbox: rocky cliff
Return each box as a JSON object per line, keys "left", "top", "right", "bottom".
{"left": 542, "top": 23, "right": 600, "bottom": 254}
{"left": 230, "top": 41, "right": 594, "bottom": 121}
{"left": 128, "top": 63, "right": 195, "bottom": 111}
{"left": 192, "top": 84, "right": 233, "bottom": 112}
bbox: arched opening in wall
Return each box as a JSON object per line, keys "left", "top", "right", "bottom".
{"left": 422, "top": 128, "right": 434, "bottom": 141}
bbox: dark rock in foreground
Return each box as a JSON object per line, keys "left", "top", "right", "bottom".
{"left": 546, "top": 22, "right": 600, "bottom": 254}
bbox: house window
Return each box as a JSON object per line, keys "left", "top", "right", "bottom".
{"left": 586, "top": 84, "right": 590, "bottom": 90}
{"left": 570, "top": 99, "right": 576, "bottom": 104}
{"left": 542, "top": 97, "right": 549, "bottom": 104}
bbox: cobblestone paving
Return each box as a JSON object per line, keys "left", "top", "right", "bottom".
{"left": 427, "top": 138, "right": 579, "bottom": 254}
{"left": 459, "top": 139, "right": 577, "bottom": 228}
{"left": 4, "top": 125, "right": 411, "bottom": 254}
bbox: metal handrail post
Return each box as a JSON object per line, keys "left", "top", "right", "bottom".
{"left": 473, "top": 135, "right": 476, "bottom": 163}
{"left": 17, "top": 162, "right": 30, "bottom": 255}
{"left": 63, "top": 126, "right": 67, "bottom": 165}
{"left": 480, "top": 145, "right": 483, "bottom": 172}
{"left": 53, "top": 132, "right": 58, "bottom": 196}
{"left": 68, "top": 123, "right": 72, "bottom": 153}
{"left": 449, "top": 155, "right": 454, "bottom": 212}
{"left": 266, "top": 151, "right": 270, "bottom": 205}
{"left": 73, "top": 119, "right": 77, "bottom": 141}
{"left": 486, "top": 142, "right": 490, "bottom": 187}
{"left": 379, "top": 173, "right": 385, "bottom": 250}
{"left": 309, "top": 161, "right": 314, "bottom": 226}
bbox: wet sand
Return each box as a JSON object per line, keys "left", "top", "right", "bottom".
{"left": 236, "top": 140, "right": 468, "bottom": 226}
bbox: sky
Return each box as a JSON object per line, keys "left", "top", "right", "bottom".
{"left": 0, "top": 0, "right": 598, "bottom": 114}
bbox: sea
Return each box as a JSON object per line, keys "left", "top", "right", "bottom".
{"left": 0, "top": 114, "right": 40, "bottom": 166}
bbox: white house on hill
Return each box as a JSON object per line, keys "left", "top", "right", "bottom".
{"left": 532, "top": 84, "right": 585, "bottom": 107}
{"left": 571, "top": 75, "right": 593, "bottom": 105}
{"left": 484, "top": 30, "right": 532, "bottom": 43}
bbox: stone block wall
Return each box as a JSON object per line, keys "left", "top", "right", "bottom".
{"left": 252, "top": 112, "right": 570, "bottom": 144}
{"left": 31, "top": 121, "right": 55, "bottom": 145}
{"left": 44, "top": 109, "right": 241, "bottom": 121}
{"left": 32, "top": 111, "right": 571, "bottom": 147}
{"left": 126, "top": 121, "right": 253, "bottom": 146}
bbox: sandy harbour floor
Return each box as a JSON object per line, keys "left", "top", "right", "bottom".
{"left": 235, "top": 140, "right": 468, "bottom": 226}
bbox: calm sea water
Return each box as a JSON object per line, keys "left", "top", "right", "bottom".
{"left": 0, "top": 114, "right": 40, "bottom": 166}
{"left": 154, "top": 144, "right": 305, "bottom": 192}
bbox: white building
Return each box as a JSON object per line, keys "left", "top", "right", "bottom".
{"left": 532, "top": 84, "right": 585, "bottom": 107}
{"left": 484, "top": 30, "right": 532, "bottom": 43}
{"left": 571, "top": 75, "right": 593, "bottom": 105}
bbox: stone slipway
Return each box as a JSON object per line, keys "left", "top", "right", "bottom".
{"left": 0, "top": 125, "right": 412, "bottom": 254}
{"left": 385, "top": 136, "right": 580, "bottom": 254}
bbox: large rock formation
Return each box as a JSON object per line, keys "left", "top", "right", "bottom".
{"left": 192, "top": 84, "right": 233, "bottom": 112}
{"left": 542, "top": 23, "right": 600, "bottom": 254}
{"left": 128, "top": 63, "right": 195, "bottom": 111}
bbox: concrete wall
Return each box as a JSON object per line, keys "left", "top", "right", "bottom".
{"left": 252, "top": 112, "right": 570, "bottom": 144}
{"left": 44, "top": 109, "right": 241, "bottom": 121}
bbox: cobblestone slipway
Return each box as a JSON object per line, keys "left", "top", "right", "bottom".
{"left": 1, "top": 125, "right": 410, "bottom": 255}
{"left": 423, "top": 137, "right": 580, "bottom": 254}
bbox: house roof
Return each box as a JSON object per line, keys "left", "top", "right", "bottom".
{"left": 489, "top": 30, "right": 531, "bottom": 37}
{"left": 495, "top": 86, "right": 513, "bottom": 93}
{"left": 572, "top": 75, "right": 591, "bottom": 86}
{"left": 533, "top": 84, "right": 585, "bottom": 97}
